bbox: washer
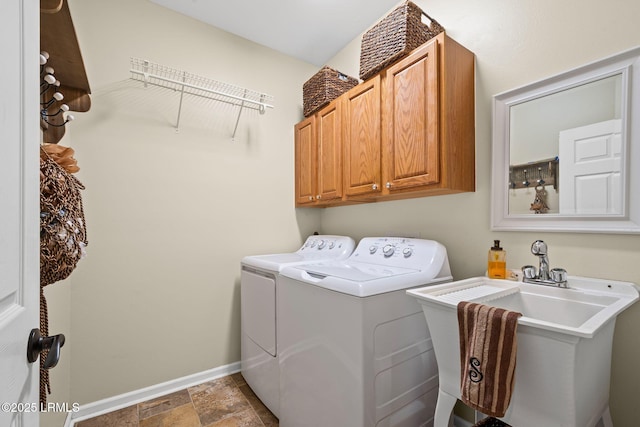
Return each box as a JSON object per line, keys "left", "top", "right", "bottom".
{"left": 278, "top": 237, "right": 452, "bottom": 427}
{"left": 240, "top": 235, "right": 355, "bottom": 417}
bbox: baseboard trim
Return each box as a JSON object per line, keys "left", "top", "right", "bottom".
{"left": 65, "top": 361, "right": 241, "bottom": 426}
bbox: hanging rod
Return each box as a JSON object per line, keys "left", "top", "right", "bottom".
{"left": 129, "top": 57, "right": 274, "bottom": 138}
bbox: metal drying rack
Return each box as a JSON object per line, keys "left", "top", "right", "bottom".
{"left": 129, "top": 57, "right": 274, "bottom": 139}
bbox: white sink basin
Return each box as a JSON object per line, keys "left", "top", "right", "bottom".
{"left": 410, "top": 275, "right": 638, "bottom": 338}
{"left": 488, "top": 289, "right": 609, "bottom": 328}
{"left": 407, "top": 275, "right": 639, "bottom": 427}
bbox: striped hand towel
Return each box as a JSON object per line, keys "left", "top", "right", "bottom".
{"left": 457, "top": 301, "right": 522, "bottom": 418}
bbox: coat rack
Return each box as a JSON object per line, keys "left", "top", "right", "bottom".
{"left": 129, "top": 58, "right": 275, "bottom": 140}
{"left": 509, "top": 157, "right": 559, "bottom": 190}
{"left": 40, "top": 0, "right": 91, "bottom": 143}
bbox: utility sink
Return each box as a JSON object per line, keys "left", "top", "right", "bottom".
{"left": 407, "top": 276, "right": 639, "bottom": 427}
{"left": 412, "top": 276, "right": 638, "bottom": 338}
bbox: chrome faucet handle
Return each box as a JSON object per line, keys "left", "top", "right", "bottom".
{"left": 522, "top": 265, "right": 537, "bottom": 280}
{"left": 550, "top": 268, "right": 568, "bottom": 287}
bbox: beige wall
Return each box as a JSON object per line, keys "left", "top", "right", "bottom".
{"left": 49, "top": 0, "right": 640, "bottom": 426}
{"left": 63, "top": 0, "right": 320, "bottom": 406}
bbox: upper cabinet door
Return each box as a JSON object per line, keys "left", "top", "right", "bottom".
{"left": 294, "top": 115, "right": 317, "bottom": 205}
{"left": 343, "top": 75, "right": 382, "bottom": 197}
{"left": 383, "top": 40, "right": 439, "bottom": 192}
{"left": 316, "top": 100, "right": 343, "bottom": 202}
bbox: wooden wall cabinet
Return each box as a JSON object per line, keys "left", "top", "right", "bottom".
{"left": 295, "top": 33, "right": 475, "bottom": 207}
{"left": 294, "top": 99, "right": 344, "bottom": 206}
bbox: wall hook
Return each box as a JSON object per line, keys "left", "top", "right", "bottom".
{"left": 41, "top": 91, "right": 64, "bottom": 109}
{"left": 537, "top": 167, "right": 546, "bottom": 186}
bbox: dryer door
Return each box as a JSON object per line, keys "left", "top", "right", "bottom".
{"left": 241, "top": 268, "right": 277, "bottom": 356}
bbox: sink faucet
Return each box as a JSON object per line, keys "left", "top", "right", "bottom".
{"left": 531, "top": 240, "right": 550, "bottom": 280}
{"left": 522, "top": 240, "right": 568, "bottom": 288}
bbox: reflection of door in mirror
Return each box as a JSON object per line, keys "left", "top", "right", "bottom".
{"left": 508, "top": 73, "right": 622, "bottom": 215}
{"left": 559, "top": 119, "right": 622, "bottom": 215}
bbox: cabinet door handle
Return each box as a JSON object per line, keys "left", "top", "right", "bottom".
{"left": 386, "top": 182, "right": 392, "bottom": 189}
{"left": 308, "top": 196, "right": 314, "bottom": 201}
{"left": 372, "top": 183, "right": 378, "bottom": 190}
{"left": 316, "top": 195, "right": 321, "bottom": 199}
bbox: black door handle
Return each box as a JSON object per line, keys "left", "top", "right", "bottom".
{"left": 27, "top": 328, "right": 65, "bottom": 369}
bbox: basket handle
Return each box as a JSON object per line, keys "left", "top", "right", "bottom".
{"left": 420, "top": 11, "right": 442, "bottom": 30}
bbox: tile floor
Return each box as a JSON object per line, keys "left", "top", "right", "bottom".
{"left": 75, "top": 373, "right": 278, "bottom": 427}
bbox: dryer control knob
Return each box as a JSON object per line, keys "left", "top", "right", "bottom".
{"left": 317, "top": 240, "right": 326, "bottom": 249}
{"left": 369, "top": 245, "right": 378, "bottom": 254}
{"left": 328, "top": 241, "right": 335, "bottom": 249}
{"left": 403, "top": 248, "right": 413, "bottom": 258}
{"left": 383, "top": 244, "right": 395, "bottom": 257}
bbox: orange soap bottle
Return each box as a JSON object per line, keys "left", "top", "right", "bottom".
{"left": 488, "top": 240, "right": 506, "bottom": 279}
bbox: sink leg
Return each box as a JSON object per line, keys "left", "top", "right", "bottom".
{"left": 601, "top": 406, "right": 613, "bottom": 427}
{"left": 434, "top": 388, "right": 457, "bottom": 427}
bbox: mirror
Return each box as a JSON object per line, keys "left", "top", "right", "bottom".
{"left": 491, "top": 46, "right": 640, "bottom": 233}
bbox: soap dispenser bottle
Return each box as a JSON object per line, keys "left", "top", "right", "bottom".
{"left": 488, "top": 240, "right": 506, "bottom": 279}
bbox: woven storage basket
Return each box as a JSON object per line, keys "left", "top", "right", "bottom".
{"left": 303, "top": 66, "right": 358, "bottom": 117}
{"left": 359, "top": 1, "right": 444, "bottom": 81}
{"left": 40, "top": 150, "right": 87, "bottom": 287}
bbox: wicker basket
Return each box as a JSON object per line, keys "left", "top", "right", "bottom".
{"left": 40, "top": 149, "right": 87, "bottom": 287}
{"left": 359, "top": 1, "right": 444, "bottom": 81}
{"left": 303, "top": 66, "right": 359, "bottom": 117}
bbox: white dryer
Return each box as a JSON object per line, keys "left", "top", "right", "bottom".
{"left": 278, "top": 237, "right": 452, "bottom": 427}
{"left": 240, "top": 235, "right": 355, "bottom": 417}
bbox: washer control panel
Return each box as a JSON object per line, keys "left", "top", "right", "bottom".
{"left": 351, "top": 237, "right": 444, "bottom": 269}
{"left": 298, "top": 235, "right": 356, "bottom": 259}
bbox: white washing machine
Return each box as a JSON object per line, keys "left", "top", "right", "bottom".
{"left": 278, "top": 237, "right": 452, "bottom": 427}
{"left": 240, "top": 235, "right": 355, "bottom": 417}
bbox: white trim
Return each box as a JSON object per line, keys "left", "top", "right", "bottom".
{"left": 64, "top": 362, "right": 240, "bottom": 426}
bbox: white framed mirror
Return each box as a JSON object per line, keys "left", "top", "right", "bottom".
{"left": 491, "top": 46, "right": 640, "bottom": 233}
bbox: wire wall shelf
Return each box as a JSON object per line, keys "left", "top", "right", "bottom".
{"left": 129, "top": 57, "right": 274, "bottom": 139}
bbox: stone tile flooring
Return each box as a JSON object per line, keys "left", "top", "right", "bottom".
{"left": 75, "top": 373, "right": 278, "bottom": 427}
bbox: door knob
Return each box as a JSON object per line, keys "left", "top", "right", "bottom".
{"left": 27, "top": 328, "right": 65, "bottom": 369}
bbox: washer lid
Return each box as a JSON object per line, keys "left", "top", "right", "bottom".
{"left": 301, "top": 262, "right": 418, "bottom": 282}
{"left": 281, "top": 262, "right": 452, "bottom": 297}
{"left": 242, "top": 253, "right": 308, "bottom": 272}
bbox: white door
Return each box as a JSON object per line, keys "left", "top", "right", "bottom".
{"left": 0, "top": 0, "right": 41, "bottom": 425}
{"left": 559, "top": 119, "right": 623, "bottom": 215}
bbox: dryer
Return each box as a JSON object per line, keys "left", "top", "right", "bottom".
{"left": 240, "top": 235, "right": 355, "bottom": 417}
{"left": 278, "top": 237, "right": 452, "bottom": 427}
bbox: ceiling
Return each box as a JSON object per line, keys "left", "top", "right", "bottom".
{"left": 149, "top": 0, "right": 401, "bottom": 66}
